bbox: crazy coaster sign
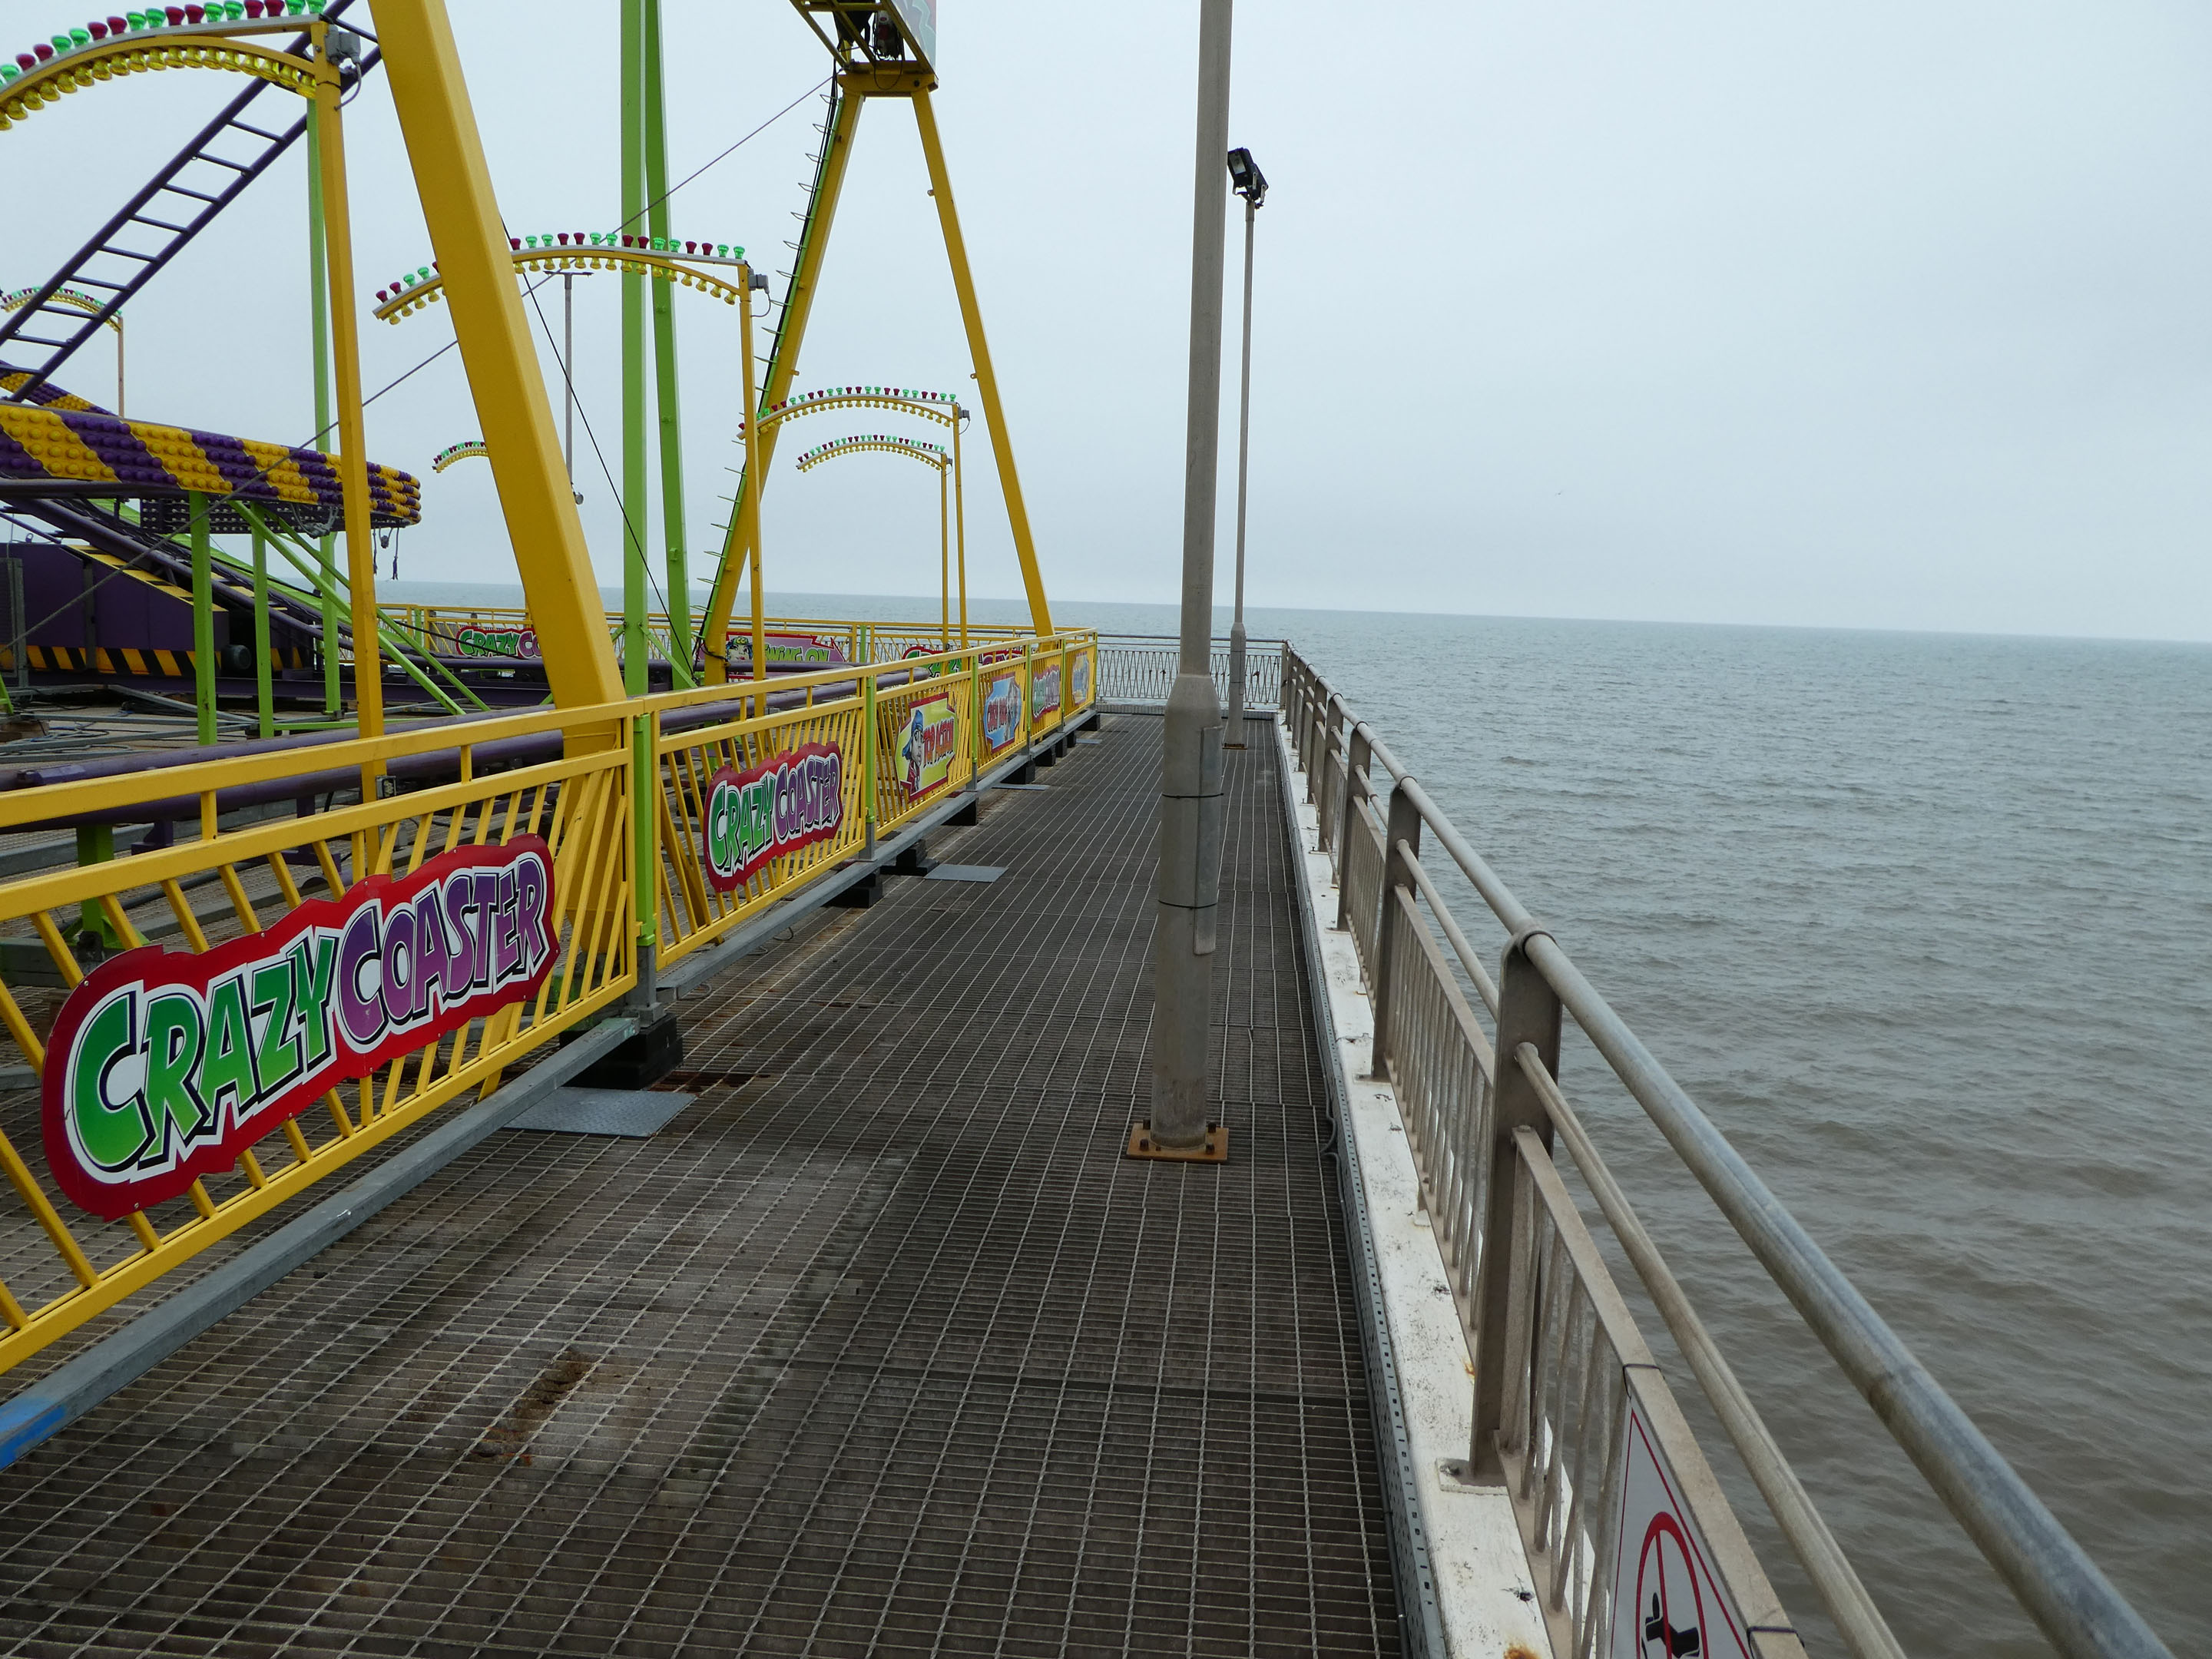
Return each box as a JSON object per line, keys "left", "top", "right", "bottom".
{"left": 453, "top": 624, "right": 539, "bottom": 660}
{"left": 702, "top": 743, "right": 845, "bottom": 892}
{"left": 43, "top": 839, "right": 558, "bottom": 1220}
{"left": 726, "top": 631, "right": 848, "bottom": 670}
{"left": 1611, "top": 1396, "right": 1758, "bottom": 1659}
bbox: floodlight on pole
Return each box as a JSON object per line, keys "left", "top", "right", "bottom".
{"left": 1226, "top": 146, "right": 1267, "bottom": 207}
{"left": 1224, "top": 144, "right": 1265, "bottom": 747}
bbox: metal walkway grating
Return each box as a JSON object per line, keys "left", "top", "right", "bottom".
{"left": 0, "top": 716, "right": 1402, "bottom": 1656}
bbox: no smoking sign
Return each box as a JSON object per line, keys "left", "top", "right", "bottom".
{"left": 1611, "top": 1399, "right": 1757, "bottom": 1659}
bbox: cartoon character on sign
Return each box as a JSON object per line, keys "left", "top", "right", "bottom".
{"left": 902, "top": 707, "right": 927, "bottom": 796}
{"left": 1636, "top": 1513, "right": 1706, "bottom": 1658}
{"left": 896, "top": 697, "right": 959, "bottom": 799}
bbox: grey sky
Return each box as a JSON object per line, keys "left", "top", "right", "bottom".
{"left": 8, "top": 2, "right": 2211, "bottom": 638}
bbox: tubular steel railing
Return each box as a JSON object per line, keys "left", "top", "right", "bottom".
{"left": 1280, "top": 646, "right": 2172, "bottom": 1659}
{"left": 379, "top": 605, "right": 1038, "bottom": 671}
{"left": 1095, "top": 634, "right": 1283, "bottom": 710}
{"left": 0, "top": 628, "right": 1096, "bottom": 1379}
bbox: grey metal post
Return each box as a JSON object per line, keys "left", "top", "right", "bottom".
{"left": 7, "top": 557, "right": 24, "bottom": 697}
{"left": 1334, "top": 724, "right": 1371, "bottom": 931}
{"left": 1364, "top": 785, "right": 1422, "bottom": 1078}
{"left": 1470, "top": 924, "right": 1562, "bottom": 1475}
{"left": 562, "top": 272, "right": 579, "bottom": 502}
{"left": 1149, "top": 0, "right": 1234, "bottom": 1150}
{"left": 1224, "top": 182, "right": 1258, "bottom": 747}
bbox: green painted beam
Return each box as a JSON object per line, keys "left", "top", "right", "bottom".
{"left": 644, "top": 0, "right": 693, "bottom": 686}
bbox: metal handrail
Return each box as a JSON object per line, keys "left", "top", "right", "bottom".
{"left": 1514, "top": 1042, "right": 1902, "bottom": 1659}
{"left": 1282, "top": 645, "right": 2174, "bottom": 1659}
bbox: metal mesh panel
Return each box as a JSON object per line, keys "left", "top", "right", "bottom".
{"left": 1378, "top": 886, "right": 1493, "bottom": 1316}
{"left": 1340, "top": 805, "right": 1386, "bottom": 976}
{"left": 0, "top": 716, "right": 1402, "bottom": 1657}
{"left": 1499, "top": 1142, "right": 1634, "bottom": 1659}
{"left": 1095, "top": 642, "right": 1283, "bottom": 710}
{"left": 1316, "top": 743, "right": 1345, "bottom": 863}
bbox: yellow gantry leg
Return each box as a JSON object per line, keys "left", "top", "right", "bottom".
{"left": 373, "top": 0, "right": 624, "bottom": 717}
{"left": 737, "top": 264, "right": 767, "bottom": 689}
{"left": 701, "top": 86, "right": 865, "bottom": 682}
{"left": 953, "top": 409, "right": 968, "bottom": 647}
{"left": 912, "top": 86, "right": 1052, "bottom": 638}
{"left": 312, "top": 49, "right": 382, "bottom": 745}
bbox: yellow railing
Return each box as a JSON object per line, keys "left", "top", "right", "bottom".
{"left": 379, "top": 604, "right": 1037, "bottom": 671}
{"left": 0, "top": 628, "right": 1097, "bottom": 1376}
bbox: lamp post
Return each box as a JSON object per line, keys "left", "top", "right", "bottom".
{"left": 1223, "top": 146, "right": 1266, "bottom": 748}
{"left": 1144, "top": 0, "right": 1235, "bottom": 1157}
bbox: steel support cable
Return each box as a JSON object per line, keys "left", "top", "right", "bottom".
{"left": 518, "top": 275, "right": 680, "bottom": 654}
{"left": 1510, "top": 1041, "right": 1904, "bottom": 1659}
{"left": 611, "top": 76, "right": 830, "bottom": 241}
{"left": 1520, "top": 940, "right": 2174, "bottom": 1659}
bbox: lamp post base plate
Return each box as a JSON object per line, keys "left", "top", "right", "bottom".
{"left": 1124, "top": 1121, "right": 1229, "bottom": 1163}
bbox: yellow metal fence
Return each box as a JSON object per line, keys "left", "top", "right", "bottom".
{"left": 382, "top": 604, "right": 1036, "bottom": 673}
{"left": 0, "top": 630, "right": 1096, "bottom": 1376}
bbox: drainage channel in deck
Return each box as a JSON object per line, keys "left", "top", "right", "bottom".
{"left": 0, "top": 717, "right": 1402, "bottom": 1657}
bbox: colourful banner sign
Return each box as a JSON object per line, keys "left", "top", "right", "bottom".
{"left": 452, "top": 624, "right": 538, "bottom": 660}
{"left": 897, "top": 694, "right": 959, "bottom": 800}
{"left": 703, "top": 743, "right": 846, "bottom": 892}
{"left": 1069, "top": 647, "right": 1094, "bottom": 708}
{"left": 726, "top": 631, "right": 849, "bottom": 669}
{"left": 1030, "top": 658, "right": 1062, "bottom": 722}
{"left": 982, "top": 670, "right": 1023, "bottom": 753}
{"left": 42, "top": 839, "right": 558, "bottom": 1220}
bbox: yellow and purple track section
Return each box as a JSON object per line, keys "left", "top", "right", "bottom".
{"left": 0, "top": 370, "right": 419, "bottom": 529}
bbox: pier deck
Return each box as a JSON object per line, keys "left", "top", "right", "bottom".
{"left": 0, "top": 716, "right": 1403, "bottom": 1657}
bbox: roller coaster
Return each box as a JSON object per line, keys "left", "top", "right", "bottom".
{"left": 0, "top": 0, "right": 1095, "bottom": 1360}
{"left": 0, "top": 0, "right": 1045, "bottom": 717}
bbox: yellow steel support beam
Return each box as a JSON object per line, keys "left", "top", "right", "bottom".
{"left": 738, "top": 264, "right": 767, "bottom": 684}
{"left": 311, "top": 44, "right": 383, "bottom": 745}
{"left": 701, "top": 85, "right": 864, "bottom": 682}
{"left": 911, "top": 84, "right": 1052, "bottom": 637}
{"left": 372, "top": 0, "right": 624, "bottom": 714}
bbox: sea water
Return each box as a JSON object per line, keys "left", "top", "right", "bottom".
{"left": 389, "top": 582, "right": 2212, "bottom": 1654}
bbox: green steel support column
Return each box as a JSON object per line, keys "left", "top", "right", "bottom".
{"left": 643, "top": 0, "right": 693, "bottom": 682}
{"left": 620, "top": 0, "right": 648, "bottom": 701}
{"left": 862, "top": 673, "right": 877, "bottom": 858}
{"left": 306, "top": 101, "right": 341, "bottom": 717}
{"left": 621, "top": 0, "right": 655, "bottom": 950}
{"left": 76, "top": 825, "right": 115, "bottom": 949}
{"left": 634, "top": 711, "right": 657, "bottom": 952}
{"left": 252, "top": 522, "right": 274, "bottom": 739}
{"left": 189, "top": 493, "right": 216, "bottom": 745}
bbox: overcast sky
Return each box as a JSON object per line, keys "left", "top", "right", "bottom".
{"left": 8, "top": 2, "right": 2212, "bottom": 639}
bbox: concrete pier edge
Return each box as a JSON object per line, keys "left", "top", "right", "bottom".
{"left": 1273, "top": 710, "right": 1555, "bottom": 1659}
